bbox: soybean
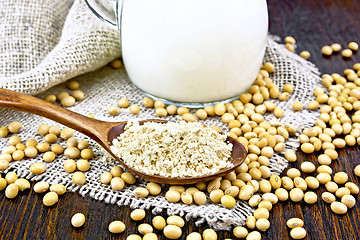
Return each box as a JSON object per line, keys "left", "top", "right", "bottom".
{"left": 15, "top": 143, "right": 25, "bottom": 151}
{"left": 121, "top": 172, "right": 136, "bottom": 184}
{"left": 43, "top": 151, "right": 56, "bottom": 162}
{"left": 167, "top": 216, "right": 185, "bottom": 228}
{"left": 72, "top": 172, "right": 86, "bottom": 185}
{"left": 305, "top": 177, "right": 319, "bottom": 189}
{"left": 183, "top": 113, "right": 197, "bottom": 122}
{"left": 66, "top": 137, "right": 78, "bottom": 147}
{"left": 109, "top": 220, "right": 126, "bottom": 233}
{"left": 77, "top": 159, "right": 90, "bottom": 172}
{"left": 152, "top": 216, "right": 166, "bottom": 230}
{"left": 335, "top": 187, "right": 351, "bottom": 198}
{"left": 154, "top": 100, "right": 165, "bottom": 109}
{"left": 143, "top": 233, "right": 158, "bottom": 240}
{"left": 202, "top": 229, "right": 217, "bottom": 240}
{"left": 71, "top": 213, "right": 86, "bottom": 227}
{"left": 270, "top": 175, "right": 281, "bottom": 189}
{"left": 14, "top": 178, "right": 30, "bottom": 191}
{"left": 233, "top": 226, "right": 248, "bottom": 238}
{"left": 285, "top": 150, "right": 297, "bottom": 162}
{"left": 322, "top": 192, "right": 336, "bottom": 204}
{"left": 289, "top": 188, "right": 304, "bottom": 202}
{"left": 193, "top": 191, "right": 207, "bottom": 205}
{"left": 275, "top": 188, "right": 289, "bottom": 201}
{"left": 5, "top": 172, "right": 18, "bottom": 184}
{"left": 185, "top": 187, "right": 199, "bottom": 196}
{"left": 64, "top": 159, "right": 77, "bottom": 173}
{"left": 8, "top": 135, "right": 21, "bottom": 146}
{"left": 301, "top": 161, "right": 316, "bottom": 173}
{"left": 51, "top": 144, "right": 64, "bottom": 154}
{"left": 72, "top": 90, "right": 84, "bottom": 101}
{"left": 342, "top": 49, "right": 353, "bottom": 58}
{"left": 258, "top": 200, "right": 273, "bottom": 211}
{"left": 187, "top": 232, "right": 202, "bottom": 240}
{"left": 77, "top": 140, "right": 89, "bottom": 150}
{"left": 239, "top": 185, "right": 254, "bottom": 200}
{"left": 345, "top": 182, "right": 359, "bottom": 194}
{"left": 5, "top": 183, "right": 19, "bottom": 198}
{"left": 317, "top": 165, "right": 333, "bottom": 175}
{"left": 256, "top": 218, "right": 270, "bottom": 231}
{"left": 8, "top": 121, "right": 22, "bottom": 133}
{"left": 64, "top": 147, "right": 80, "bottom": 159}
{"left": 43, "top": 192, "right": 58, "bottom": 206}
{"left": 60, "top": 128, "right": 74, "bottom": 140}
{"left": 36, "top": 142, "right": 50, "bottom": 153}
{"left": 50, "top": 184, "right": 66, "bottom": 195}
{"left": 209, "top": 189, "right": 224, "bottom": 203}
{"left": 110, "top": 166, "right": 123, "bottom": 177}
{"left": 12, "top": 150, "right": 24, "bottom": 161}
{"left": 317, "top": 172, "right": 331, "bottom": 184}
{"left": 100, "top": 172, "right": 112, "bottom": 184}
{"left": 143, "top": 97, "right": 154, "bottom": 108}
{"left": 163, "top": 225, "right": 182, "bottom": 239}
{"left": 146, "top": 182, "right": 162, "bottom": 195}
{"left": 33, "top": 181, "right": 50, "bottom": 193}
{"left": 304, "top": 191, "right": 317, "bottom": 204}
{"left": 290, "top": 227, "right": 307, "bottom": 239}
{"left": 129, "top": 104, "right": 140, "bottom": 115}
{"left": 254, "top": 207, "right": 270, "bottom": 220}
{"left": 330, "top": 201, "right": 348, "bottom": 214}
{"left": 221, "top": 195, "right": 236, "bottom": 208}
{"left": 127, "top": 235, "right": 142, "bottom": 240}
{"left": 0, "top": 126, "right": 9, "bottom": 137}
{"left": 110, "top": 177, "right": 125, "bottom": 191}
{"left": 301, "top": 143, "right": 315, "bottom": 153}
{"left": 287, "top": 168, "right": 301, "bottom": 179}
{"left": 30, "top": 162, "right": 46, "bottom": 175}
{"left": 300, "top": 51, "right": 311, "bottom": 59}
{"left": 177, "top": 107, "right": 189, "bottom": 116}
{"left": 341, "top": 195, "right": 356, "bottom": 208}
{"left": 0, "top": 177, "right": 7, "bottom": 191}
{"left": 181, "top": 192, "right": 193, "bottom": 205}
{"left": 44, "top": 133, "right": 57, "bottom": 143}
{"left": 294, "top": 177, "right": 307, "bottom": 191}
{"left": 248, "top": 195, "right": 262, "bottom": 207}
{"left": 166, "top": 105, "right": 177, "bottom": 115}
{"left": 325, "top": 181, "right": 339, "bottom": 193}
{"left": 134, "top": 187, "right": 149, "bottom": 198}
{"left": 282, "top": 177, "right": 295, "bottom": 190}
{"left": 287, "top": 218, "right": 304, "bottom": 228}
{"left": 155, "top": 108, "right": 167, "bottom": 117}
{"left": 246, "top": 231, "right": 261, "bottom": 240}
{"left": 355, "top": 164, "right": 360, "bottom": 176}
{"left": 80, "top": 149, "right": 94, "bottom": 159}
{"left": 131, "top": 209, "right": 146, "bottom": 221}
{"left": 138, "top": 223, "right": 153, "bottom": 235}
{"left": 333, "top": 172, "right": 348, "bottom": 184}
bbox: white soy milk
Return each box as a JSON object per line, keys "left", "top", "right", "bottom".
{"left": 121, "top": 0, "right": 268, "bottom": 103}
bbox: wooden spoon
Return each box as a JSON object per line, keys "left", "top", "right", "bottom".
{"left": 0, "top": 89, "right": 247, "bottom": 185}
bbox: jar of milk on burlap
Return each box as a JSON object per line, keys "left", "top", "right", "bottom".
{"left": 85, "top": 0, "right": 268, "bottom": 107}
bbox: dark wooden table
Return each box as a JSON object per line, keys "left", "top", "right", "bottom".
{"left": 1, "top": 0, "right": 360, "bottom": 239}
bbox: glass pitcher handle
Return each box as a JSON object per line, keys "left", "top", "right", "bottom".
{"left": 84, "top": 0, "right": 123, "bottom": 26}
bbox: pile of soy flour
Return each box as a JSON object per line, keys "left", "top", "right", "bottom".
{"left": 0, "top": 0, "right": 321, "bottom": 230}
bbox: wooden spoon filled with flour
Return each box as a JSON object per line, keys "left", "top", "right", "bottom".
{"left": 0, "top": 89, "right": 247, "bottom": 184}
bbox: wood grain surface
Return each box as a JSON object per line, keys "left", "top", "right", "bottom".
{"left": 1, "top": 0, "right": 360, "bottom": 239}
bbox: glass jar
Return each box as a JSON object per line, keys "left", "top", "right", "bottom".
{"left": 85, "top": 0, "right": 268, "bottom": 107}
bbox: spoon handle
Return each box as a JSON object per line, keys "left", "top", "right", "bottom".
{"left": 0, "top": 88, "right": 115, "bottom": 146}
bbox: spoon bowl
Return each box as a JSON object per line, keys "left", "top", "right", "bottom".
{"left": 0, "top": 89, "right": 247, "bottom": 184}
{"left": 106, "top": 120, "right": 247, "bottom": 184}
